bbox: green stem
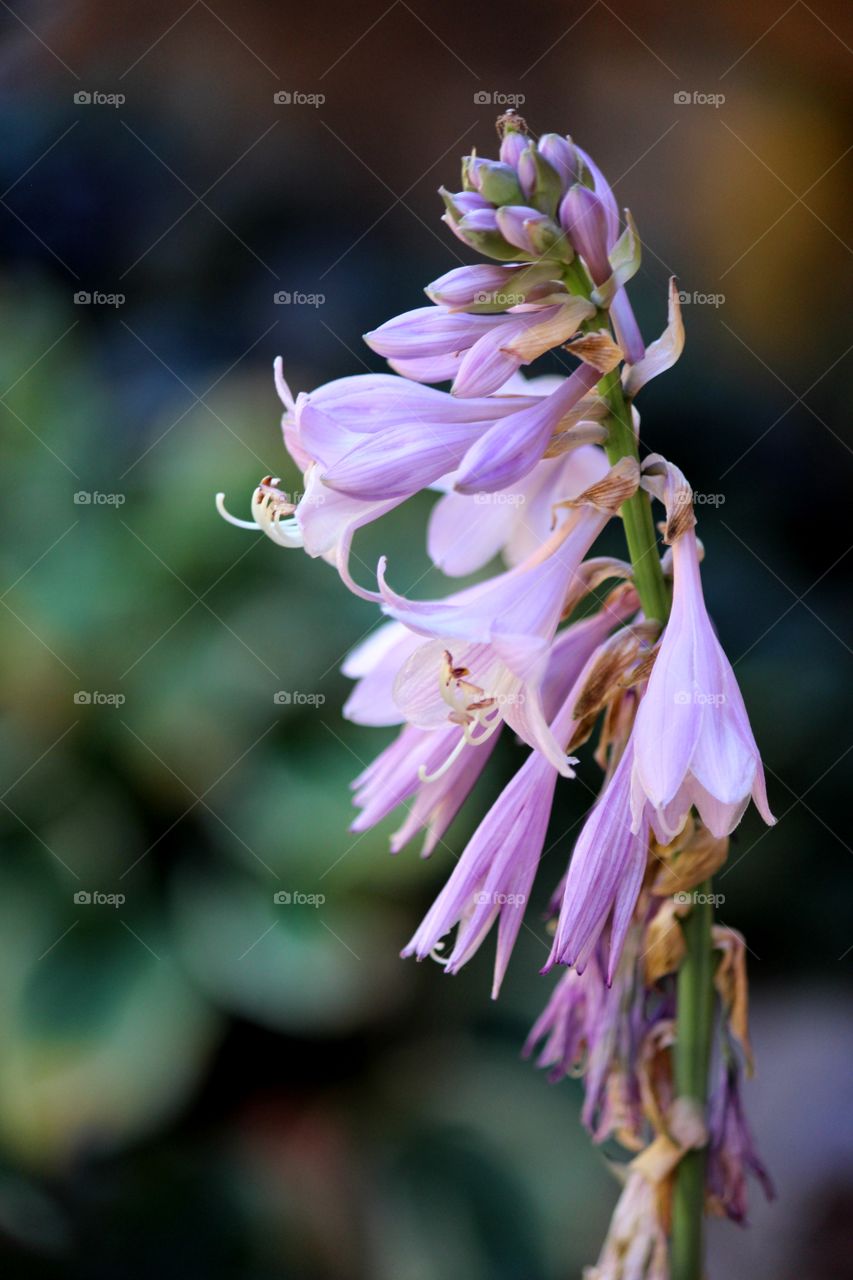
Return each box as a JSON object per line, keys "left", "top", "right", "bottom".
{"left": 671, "top": 880, "right": 715, "bottom": 1280}
{"left": 596, "top": 367, "right": 669, "bottom": 623}
{"left": 565, "top": 280, "right": 713, "bottom": 1275}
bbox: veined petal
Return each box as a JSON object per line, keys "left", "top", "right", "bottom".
{"left": 548, "top": 742, "right": 648, "bottom": 978}
{"left": 296, "top": 466, "right": 399, "bottom": 559}
{"left": 427, "top": 488, "right": 510, "bottom": 576}
{"left": 450, "top": 315, "right": 534, "bottom": 398}
{"left": 502, "top": 296, "right": 595, "bottom": 362}
{"left": 610, "top": 288, "right": 645, "bottom": 365}
{"left": 342, "top": 622, "right": 424, "bottom": 726}
{"left": 364, "top": 306, "right": 498, "bottom": 360}
{"left": 453, "top": 364, "right": 601, "bottom": 494}
{"left": 390, "top": 727, "right": 502, "bottom": 856}
{"left": 321, "top": 420, "right": 483, "bottom": 500}
{"left": 387, "top": 351, "right": 463, "bottom": 383}
{"left": 559, "top": 184, "right": 611, "bottom": 285}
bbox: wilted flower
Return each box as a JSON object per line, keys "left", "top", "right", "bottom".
{"left": 706, "top": 1056, "right": 775, "bottom": 1224}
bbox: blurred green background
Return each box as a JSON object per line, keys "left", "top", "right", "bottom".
{"left": 0, "top": 1, "right": 851, "bottom": 1276}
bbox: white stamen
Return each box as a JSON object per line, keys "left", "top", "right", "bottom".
{"left": 216, "top": 492, "right": 260, "bottom": 529}
{"left": 418, "top": 733, "right": 468, "bottom": 784}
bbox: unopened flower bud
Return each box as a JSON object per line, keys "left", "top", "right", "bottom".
{"left": 455, "top": 207, "right": 525, "bottom": 261}
{"left": 559, "top": 183, "right": 611, "bottom": 286}
{"left": 537, "top": 133, "right": 578, "bottom": 191}
{"left": 499, "top": 129, "right": 528, "bottom": 170}
{"left": 519, "top": 144, "right": 565, "bottom": 219}
{"left": 425, "top": 261, "right": 560, "bottom": 311}
{"left": 494, "top": 205, "right": 563, "bottom": 259}
{"left": 471, "top": 158, "right": 525, "bottom": 206}
{"left": 441, "top": 188, "right": 489, "bottom": 217}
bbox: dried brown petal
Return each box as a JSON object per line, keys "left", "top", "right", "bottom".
{"left": 713, "top": 925, "right": 754, "bottom": 1072}
{"left": 643, "top": 898, "right": 687, "bottom": 985}
{"left": 651, "top": 823, "right": 729, "bottom": 897}
{"left": 564, "top": 328, "right": 624, "bottom": 374}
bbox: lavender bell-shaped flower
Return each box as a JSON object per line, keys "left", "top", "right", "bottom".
{"left": 402, "top": 596, "right": 638, "bottom": 997}
{"left": 547, "top": 736, "right": 650, "bottom": 983}
{"left": 378, "top": 460, "right": 640, "bottom": 775}
{"left": 630, "top": 459, "right": 776, "bottom": 841}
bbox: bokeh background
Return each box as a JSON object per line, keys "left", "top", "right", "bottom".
{"left": 1, "top": 1, "right": 851, "bottom": 1276}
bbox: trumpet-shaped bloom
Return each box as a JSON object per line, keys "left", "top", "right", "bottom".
{"left": 427, "top": 438, "right": 609, "bottom": 577}
{"left": 547, "top": 738, "right": 650, "bottom": 982}
{"left": 630, "top": 527, "right": 775, "bottom": 841}
{"left": 364, "top": 296, "right": 595, "bottom": 398}
{"left": 401, "top": 601, "right": 634, "bottom": 996}
{"left": 349, "top": 721, "right": 502, "bottom": 856}
{"left": 379, "top": 467, "right": 637, "bottom": 774}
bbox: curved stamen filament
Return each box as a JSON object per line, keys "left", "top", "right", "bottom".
{"left": 418, "top": 732, "right": 467, "bottom": 784}
{"left": 417, "top": 653, "right": 507, "bottom": 783}
{"left": 216, "top": 492, "right": 260, "bottom": 529}
{"left": 216, "top": 477, "right": 304, "bottom": 549}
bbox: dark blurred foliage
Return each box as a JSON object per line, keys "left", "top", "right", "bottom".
{"left": 0, "top": 1, "right": 851, "bottom": 1276}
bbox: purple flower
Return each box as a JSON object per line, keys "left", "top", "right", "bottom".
{"left": 377, "top": 462, "right": 639, "bottom": 774}
{"left": 364, "top": 296, "right": 594, "bottom": 397}
{"left": 425, "top": 261, "right": 557, "bottom": 310}
{"left": 527, "top": 920, "right": 675, "bottom": 1146}
{"left": 537, "top": 133, "right": 578, "bottom": 191}
{"left": 427, "top": 434, "right": 609, "bottom": 577}
{"left": 560, "top": 183, "right": 612, "bottom": 286}
{"left": 402, "top": 739, "right": 559, "bottom": 997}
{"left": 401, "top": 601, "right": 635, "bottom": 996}
{"left": 451, "top": 362, "right": 602, "bottom": 493}
{"left": 350, "top": 721, "right": 501, "bottom": 856}
{"left": 547, "top": 737, "right": 650, "bottom": 982}
{"left": 630, "top": 525, "right": 775, "bottom": 841}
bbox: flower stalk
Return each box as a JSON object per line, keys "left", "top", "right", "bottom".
{"left": 581, "top": 285, "right": 713, "bottom": 1277}
{"left": 599, "top": 368, "right": 670, "bottom": 625}
{"left": 671, "top": 879, "right": 716, "bottom": 1280}
{"left": 219, "top": 115, "right": 777, "bottom": 1279}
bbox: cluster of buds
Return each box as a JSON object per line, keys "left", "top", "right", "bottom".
{"left": 218, "top": 114, "right": 775, "bottom": 1276}
{"left": 440, "top": 113, "right": 644, "bottom": 357}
